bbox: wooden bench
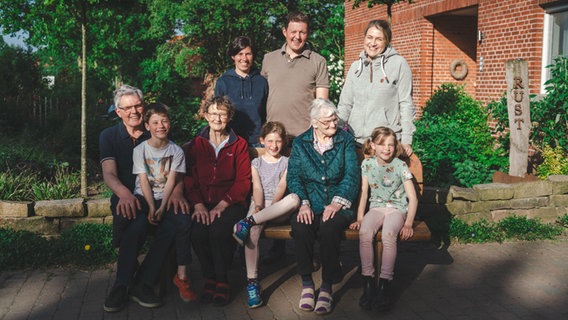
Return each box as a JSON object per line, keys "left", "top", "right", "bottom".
{"left": 261, "top": 220, "right": 430, "bottom": 275}
{"left": 251, "top": 147, "right": 431, "bottom": 276}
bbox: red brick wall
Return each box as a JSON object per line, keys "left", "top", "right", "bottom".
{"left": 476, "top": 0, "right": 544, "bottom": 104}
{"left": 345, "top": 0, "right": 547, "bottom": 110}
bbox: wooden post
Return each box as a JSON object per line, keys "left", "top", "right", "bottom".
{"left": 505, "top": 59, "right": 531, "bottom": 177}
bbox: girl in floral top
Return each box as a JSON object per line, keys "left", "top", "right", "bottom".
{"left": 350, "top": 126, "right": 418, "bottom": 311}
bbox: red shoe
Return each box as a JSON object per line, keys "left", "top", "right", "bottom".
{"left": 213, "top": 282, "right": 231, "bottom": 306}
{"left": 201, "top": 279, "right": 217, "bottom": 303}
{"left": 173, "top": 274, "right": 198, "bottom": 302}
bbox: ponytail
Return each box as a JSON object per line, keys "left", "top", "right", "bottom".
{"left": 362, "top": 137, "right": 374, "bottom": 157}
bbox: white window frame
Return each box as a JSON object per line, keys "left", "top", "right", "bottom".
{"left": 541, "top": 3, "right": 568, "bottom": 93}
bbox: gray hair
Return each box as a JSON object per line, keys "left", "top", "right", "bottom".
{"left": 309, "top": 98, "right": 338, "bottom": 120}
{"left": 113, "top": 85, "right": 144, "bottom": 109}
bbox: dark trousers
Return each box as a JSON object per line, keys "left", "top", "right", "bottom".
{"left": 112, "top": 195, "right": 190, "bottom": 287}
{"left": 290, "top": 212, "right": 350, "bottom": 283}
{"left": 191, "top": 204, "right": 246, "bottom": 281}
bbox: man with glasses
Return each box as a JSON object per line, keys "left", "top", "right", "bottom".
{"left": 99, "top": 85, "right": 191, "bottom": 312}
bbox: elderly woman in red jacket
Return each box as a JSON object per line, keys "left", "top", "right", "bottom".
{"left": 183, "top": 95, "right": 251, "bottom": 306}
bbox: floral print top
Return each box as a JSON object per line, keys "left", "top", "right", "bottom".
{"left": 361, "top": 156, "right": 413, "bottom": 213}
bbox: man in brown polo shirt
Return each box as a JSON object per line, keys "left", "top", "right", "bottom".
{"left": 260, "top": 12, "right": 330, "bottom": 263}
{"left": 261, "top": 11, "right": 330, "bottom": 139}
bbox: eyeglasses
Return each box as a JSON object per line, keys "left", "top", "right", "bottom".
{"left": 317, "top": 117, "right": 338, "bottom": 127}
{"left": 118, "top": 103, "right": 144, "bottom": 112}
{"left": 207, "top": 112, "right": 229, "bottom": 120}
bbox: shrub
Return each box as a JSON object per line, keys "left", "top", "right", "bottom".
{"left": 449, "top": 215, "right": 564, "bottom": 243}
{"left": 0, "top": 223, "right": 116, "bottom": 270}
{"left": 497, "top": 215, "right": 562, "bottom": 241}
{"left": 0, "top": 168, "right": 41, "bottom": 201}
{"left": 414, "top": 84, "right": 508, "bottom": 187}
{"left": 59, "top": 223, "right": 116, "bottom": 266}
{"left": 487, "top": 55, "right": 568, "bottom": 153}
{"left": 536, "top": 145, "right": 568, "bottom": 178}
{"left": 31, "top": 162, "right": 81, "bottom": 200}
{"left": 557, "top": 214, "right": 568, "bottom": 228}
{"left": 449, "top": 218, "right": 505, "bottom": 243}
{"left": 0, "top": 228, "right": 55, "bottom": 269}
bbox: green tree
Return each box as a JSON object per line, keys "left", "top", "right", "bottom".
{"left": 0, "top": 0, "right": 167, "bottom": 196}
{"left": 349, "top": 0, "right": 413, "bottom": 23}
{"left": 145, "top": 0, "right": 344, "bottom": 96}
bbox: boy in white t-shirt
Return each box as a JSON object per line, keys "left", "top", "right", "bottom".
{"left": 132, "top": 103, "right": 196, "bottom": 302}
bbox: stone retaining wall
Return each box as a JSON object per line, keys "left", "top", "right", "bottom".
{"left": 2, "top": 175, "right": 568, "bottom": 235}
{"left": 419, "top": 175, "right": 568, "bottom": 224}
{"left": 0, "top": 198, "right": 112, "bottom": 235}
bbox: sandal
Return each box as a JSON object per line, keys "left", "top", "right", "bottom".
{"left": 201, "top": 279, "right": 217, "bottom": 303}
{"left": 212, "top": 282, "right": 231, "bottom": 306}
{"left": 299, "top": 285, "right": 315, "bottom": 311}
{"left": 314, "top": 289, "right": 333, "bottom": 315}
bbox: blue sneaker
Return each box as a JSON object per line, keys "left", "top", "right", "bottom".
{"left": 246, "top": 283, "right": 263, "bottom": 308}
{"left": 233, "top": 219, "right": 251, "bottom": 246}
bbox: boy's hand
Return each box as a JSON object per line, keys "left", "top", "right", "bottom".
{"left": 154, "top": 207, "right": 165, "bottom": 223}
{"left": 148, "top": 208, "right": 158, "bottom": 225}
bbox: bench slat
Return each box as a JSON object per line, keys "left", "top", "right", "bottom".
{"left": 261, "top": 220, "right": 430, "bottom": 242}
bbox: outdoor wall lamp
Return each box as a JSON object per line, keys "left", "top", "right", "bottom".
{"left": 478, "top": 30, "right": 485, "bottom": 44}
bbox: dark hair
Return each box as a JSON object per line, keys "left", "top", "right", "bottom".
{"left": 365, "top": 20, "right": 392, "bottom": 48}
{"left": 362, "top": 126, "right": 401, "bottom": 158}
{"left": 200, "top": 95, "right": 235, "bottom": 121}
{"left": 227, "top": 36, "right": 254, "bottom": 58}
{"left": 285, "top": 11, "right": 310, "bottom": 31}
{"left": 259, "top": 121, "right": 287, "bottom": 140}
{"left": 143, "top": 102, "right": 169, "bottom": 123}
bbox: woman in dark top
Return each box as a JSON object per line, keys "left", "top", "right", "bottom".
{"left": 215, "top": 36, "right": 268, "bottom": 146}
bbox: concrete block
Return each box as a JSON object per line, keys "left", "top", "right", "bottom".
{"left": 453, "top": 211, "right": 492, "bottom": 224}
{"left": 549, "top": 194, "right": 568, "bottom": 207}
{"left": 491, "top": 208, "right": 559, "bottom": 223}
{"left": 445, "top": 200, "right": 473, "bottom": 215}
{"left": 448, "top": 186, "right": 478, "bottom": 202}
{"left": 513, "top": 180, "right": 552, "bottom": 199}
{"left": 35, "top": 198, "right": 85, "bottom": 218}
{"left": 470, "top": 200, "right": 511, "bottom": 212}
{"left": 0, "top": 200, "right": 34, "bottom": 218}
{"left": 473, "top": 183, "right": 514, "bottom": 200}
{"left": 86, "top": 198, "right": 111, "bottom": 217}
{"left": 509, "top": 197, "right": 549, "bottom": 209}
{"left": 0, "top": 216, "right": 58, "bottom": 234}
{"left": 548, "top": 175, "right": 568, "bottom": 195}
{"left": 59, "top": 217, "right": 107, "bottom": 232}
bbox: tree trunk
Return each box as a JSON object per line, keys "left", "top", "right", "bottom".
{"left": 80, "top": 5, "right": 88, "bottom": 197}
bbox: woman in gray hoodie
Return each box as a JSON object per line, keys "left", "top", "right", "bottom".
{"left": 337, "top": 20, "right": 415, "bottom": 156}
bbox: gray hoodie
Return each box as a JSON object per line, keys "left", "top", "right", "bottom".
{"left": 337, "top": 47, "right": 416, "bottom": 145}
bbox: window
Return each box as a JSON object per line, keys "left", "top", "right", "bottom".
{"left": 541, "top": 4, "right": 568, "bottom": 93}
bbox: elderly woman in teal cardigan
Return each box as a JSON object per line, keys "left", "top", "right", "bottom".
{"left": 287, "top": 98, "right": 360, "bottom": 315}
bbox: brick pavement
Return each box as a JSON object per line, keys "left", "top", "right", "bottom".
{"left": 1, "top": 238, "right": 568, "bottom": 320}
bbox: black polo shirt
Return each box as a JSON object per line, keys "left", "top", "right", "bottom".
{"left": 99, "top": 122, "right": 150, "bottom": 201}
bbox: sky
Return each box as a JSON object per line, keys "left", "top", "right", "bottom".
{"left": 1, "top": 28, "right": 26, "bottom": 47}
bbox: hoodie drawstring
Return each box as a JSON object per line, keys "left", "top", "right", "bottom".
{"left": 239, "top": 76, "right": 253, "bottom": 100}
{"left": 356, "top": 55, "right": 388, "bottom": 84}
{"left": 380, "top": 55, "right": 389, "bottom": 84}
